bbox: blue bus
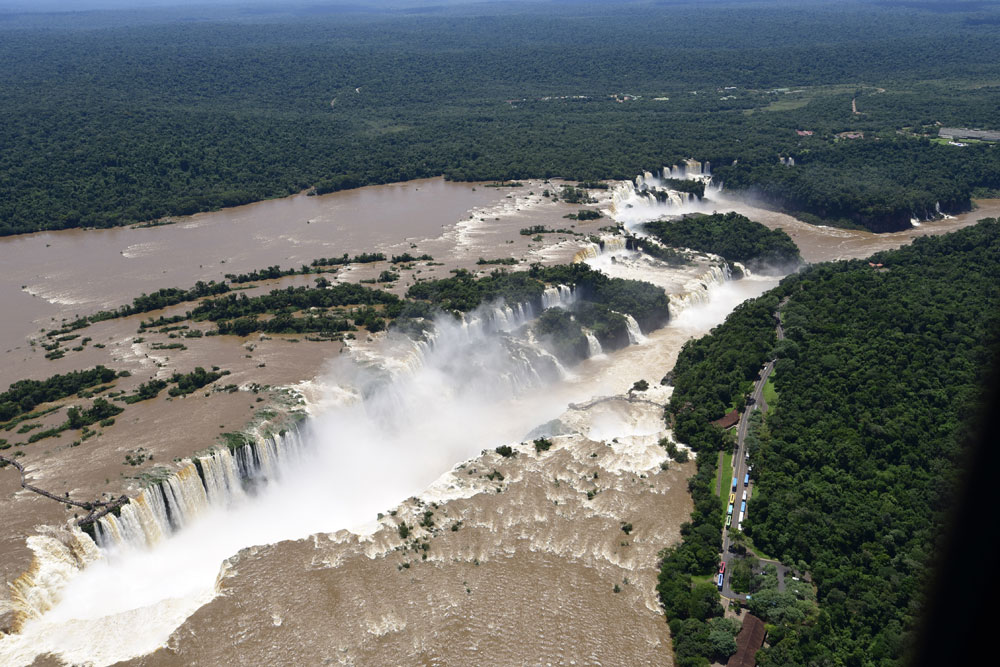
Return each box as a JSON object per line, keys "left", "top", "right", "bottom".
{"left": 732, "top": 477, "right": 738, "bottom": 491}
{"left": 740, "top": 501, "right": 747, "bottom": 513}
{"left": 744, "top": 473, "right": 749, "bottom": 486}
{"left": 717, "top": 573, "right": 724, "bottom": 590}
{"left": 727, "top": 503, "right": 734, "bottom": 516}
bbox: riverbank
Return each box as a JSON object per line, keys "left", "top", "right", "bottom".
{"left": 1, "top": 175, "right": 994, "bottom": 663}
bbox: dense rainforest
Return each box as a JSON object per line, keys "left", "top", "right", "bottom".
{"left": 2, "top": 1, "right": 1000, "bottom": 235}
{"left": 643, "top": 213, "right": 801, "bottom": 272}
{"left": 711, "top": 138, "right": 1000, "bottom": 231}
{"left": 405, "top": 263, "right": 669, "bottom": 359}
{"left": 659, "top": 219, "right": 1000, "bottom": 665}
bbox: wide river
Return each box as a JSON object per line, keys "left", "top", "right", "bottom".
{"left": 1, "top": 174, "right": 996, "bottom": 665}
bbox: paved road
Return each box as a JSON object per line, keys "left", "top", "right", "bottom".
{"left": 719, "top": 362, "right": 771, "bottom": 599}
{"left": 718, "top": 299, "right": 788, "bottom": 600}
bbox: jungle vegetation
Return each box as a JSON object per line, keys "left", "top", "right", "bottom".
{"left": 659, "top": 219, "right": 1000, "bottom": 666}
{"left": 2, "top": 1, "right": 1000, "bottom": 235}
{"left": 0, "top": 366, "right": 119, "bottom": 422}
{"left": 406, "top": 263, "right": 669, "bottom": 359}
{"left": 643, "top": 213, "right": 801, "bottom": 272}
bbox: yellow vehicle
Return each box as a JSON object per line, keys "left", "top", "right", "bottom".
{"left": 729, "top": 492, "right": 736, "bottom": 505}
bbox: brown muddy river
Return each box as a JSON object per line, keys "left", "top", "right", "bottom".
{"left": 719, "top": 195, "right": 1000, "bottom": 264}
{"left": 0, "top": 178, "right": 503, "bottom": 352}
{"left": 1, "top": 173, "right": 996, "bottom": 666}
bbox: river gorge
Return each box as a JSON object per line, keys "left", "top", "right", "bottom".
{"left": 1, "top": 172, "right": 996, "bottom": 666}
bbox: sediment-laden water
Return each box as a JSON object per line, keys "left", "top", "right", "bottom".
{"left": 1, "top": 166, "right": 990, "bottom": 665}
{"left": 0, "top": 237, "right": 774, "bottom": 665}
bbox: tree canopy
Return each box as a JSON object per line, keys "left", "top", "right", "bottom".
{"left": 660, "top": 219, "right": 1000, "bottom": 666}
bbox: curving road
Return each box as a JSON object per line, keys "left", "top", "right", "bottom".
{"left": 718, "top": 300, "right": 787, "bottom": 600}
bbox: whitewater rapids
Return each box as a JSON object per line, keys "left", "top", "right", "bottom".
{"left": 0, "top": 253, "right": 779, "bottom": 667}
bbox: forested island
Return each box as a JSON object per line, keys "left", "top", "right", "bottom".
{"left": 404, "top": 263, "right": 669, "bottom": 360}
{"left": 643, "top": 213, "right": 801, "bottom": 272}
{"left": 2, "top": 2, "right": 1000, "bottom": 235}
{"left": 659, "top": 219, "right": 999, "bottom": 666}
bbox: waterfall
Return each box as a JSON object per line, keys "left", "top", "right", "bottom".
{"left": 572, "top": 236, "right": 628, "bottom": 263}
{"left": 586, "top": 332, "right": 604, "bottom": 358}
{"left": 541, "top": 286, "right": 559, "bottom": 309}
{"left": 608, "top": 164, "right": 714, "bottom": 222}
{"left": 667, "top": 264, "right": 730, "bottom": 318}
{"left": 574, "top": 243, "right": 600, "bottom": 262}
{"left": 93, "top": 428, "right": 306, "bottom": 552}
{"left": 459, "top": 299, "right": 534, "bottom": 336}
{"left": 684, "top": 159, "right": 704, "bottom": 174}
{"left": 353, "top": 303, "right": 579, "bottom": 406}
{"left": 602, "top": 237, "right": 626, "bottom": 253}
{"left": 623, "top": 314, "right": 646, "bottom": 344}
{"left": 0, "top": 431, "right": 295, "bottom": 632}
{"left": 541, "top": 284, "right": 574, "bottom": 309}
{"left": 5, "top": 529, "right": 102, "bottom": 631}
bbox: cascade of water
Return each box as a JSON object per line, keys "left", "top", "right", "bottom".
{"left": 604, "top": 237, "right": 626, "bottom": 253}
{"left": 199, "top": 448, "right": 245, "bottom": 506}
{"left": 349, "top": 304, "right": 582, "bottom": 410}
{"left": 667, "top": 264, "right": 730, "bottom": 318}
{"left": 541, "top": 285, "right": 574, "bottom": 310}
{"left": 608, "top": 166, "right": 714, "bottom": 221}
{"left": 574, "top": 243, "right": 600, "bottom": 262}
{"left": 586, "top": 332, "right": 604, "bottom": 357}
{"left": 92, "top": 428, "right": 305, "bottom": 553}
{"left": 573, "top": 236, "right": 630, "bottom": 263}
{"left": 5, "top": 529, "right": 103, "bottom": 629}
{"left": 623, "top": 315, "right": 646, "bottom": 344}
{"left": 541, "top": 286, "right": 560, "bottom": 309}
